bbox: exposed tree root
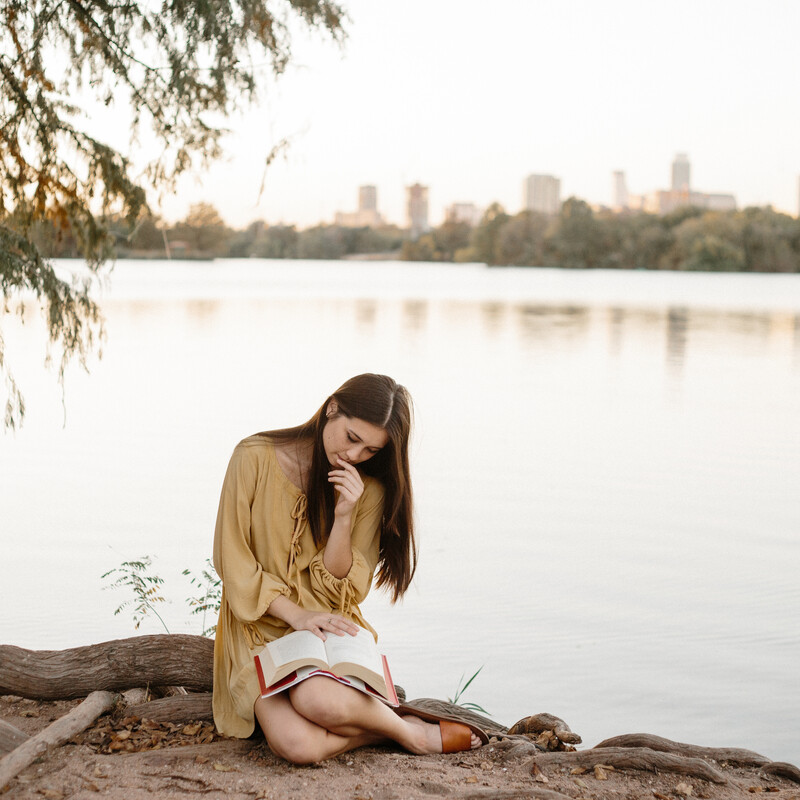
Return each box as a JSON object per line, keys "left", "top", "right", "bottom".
{"left": 0, "top": 719, "right": 29, "bottom": 756}
{"left": 507, "top": 713, "right": 581, "bottom": 745}
{"left": 0, "top": 690, "right": 117, "bottom": 789}
{"left": 594, "top": 732, "right": 769, "bottom": 766}
{"left": 760, "top": 761, "right": 800, "bottom": 783}
{"left": 0, "top": 636, "right": 213, "bottom": 700}
{"left": 398, "top": 697, "right": 508, "bottom": 736}
{"left": 532, "top": 746, "right": 728, "bottom": 784}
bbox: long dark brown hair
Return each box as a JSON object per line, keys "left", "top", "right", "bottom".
{"left": 260, "top": 374, "right": 416, "bottom": 601}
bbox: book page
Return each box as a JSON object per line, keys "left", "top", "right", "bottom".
{"left": 323, "top": 626, "right": 383, "bottom": 673}
{"left": 267, "top": 630, "right": 328, "bottom": 667}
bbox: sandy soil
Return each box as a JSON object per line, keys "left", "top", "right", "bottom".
{"left": 2, "top": 696, "right": 799, "bottom": 800}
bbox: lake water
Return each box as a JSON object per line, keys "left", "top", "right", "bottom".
{"left": 2, "top": 259, "right": 799, "bottom": 764}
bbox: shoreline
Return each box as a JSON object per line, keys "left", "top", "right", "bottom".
{"left": 2, "top": 695, "right": 799, "bottom": 800}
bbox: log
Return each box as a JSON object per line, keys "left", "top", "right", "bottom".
{"left": 0, "top": 690, "right": 117, "bottom": 790}
{"left": 127, "top": 693, "right": 214, "bottom": 723}
{"left": 532, "top": 746, "right": 728, "bottom": 784}
{"left": 0, "top": 719, "right": 29, "bottom": 756}
{"left": 594, "top": 732, "right": 769, "bottom": 766}
{"left": 0, "top": 635, "right": 214, "bottom": 700}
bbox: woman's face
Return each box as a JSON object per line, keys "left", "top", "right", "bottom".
{"left": 322, "top": 410, "right": 389, "bottom": 467}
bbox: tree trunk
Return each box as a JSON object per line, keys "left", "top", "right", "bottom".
{"left": 0, "top": 636, "right": 213, "bottom": 700}
{"left": 0, "top": 691, "right": 117, "bottom": 790}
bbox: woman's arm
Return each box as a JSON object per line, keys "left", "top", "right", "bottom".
{"left": 308, "top": 475, "right": 384, "bottom": 612}
{"left": 323, "top": 458, "right": 365, "bottom": 578}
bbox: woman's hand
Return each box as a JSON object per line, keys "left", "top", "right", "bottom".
{"left": 328, "top": 458, "right": 365, "bottom": 518}
{"left": 290, "top": 608, "right": 359, "bottom": 641}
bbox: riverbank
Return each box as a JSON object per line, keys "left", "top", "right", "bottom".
{"left": 3, "top": 696, "right": 798, "bottom": 800}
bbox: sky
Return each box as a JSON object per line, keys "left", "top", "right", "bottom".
{"left": 100, "top": 0, "right": 800, "bottom": 228}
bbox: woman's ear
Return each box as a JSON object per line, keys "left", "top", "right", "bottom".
{"left": 326, "top": 400, "right": 338, "bottom": 418}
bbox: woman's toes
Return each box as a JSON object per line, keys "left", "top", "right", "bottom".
{"left": 471, "top": 732, "right": 482, "bottom": 749}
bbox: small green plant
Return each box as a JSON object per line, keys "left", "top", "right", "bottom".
{"left": 101, "top": 557, "right": 170, "bottom": 634}
{"left": 182, "top": 559, "right": 222, "bottom": 637}
{"left": 448, "top": 666, "right": 488, "bottom": 714}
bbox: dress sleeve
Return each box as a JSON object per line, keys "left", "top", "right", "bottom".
{"left": 308, "top": 478, "right": 384, "bottom": 614}
{"left": 212, "top": 443, "right": 290, "bottom": 623}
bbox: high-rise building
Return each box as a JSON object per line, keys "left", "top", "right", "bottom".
{"left": 406, "top": 183, "right": 429, "bottom": 238}
{"left": 523, "top": 174, "right": 561, "bottom": 215}
{"left": 358, "top": 185, "right": 377, "bottom": 213}
{"left": 612, "top": 171, "right": 629, "bottom": 211}
{"left": 671, "top": 153, "right": 691, "bottom": 193}
{"left": 334, "top": 185, "right": 383, "bottom": 227}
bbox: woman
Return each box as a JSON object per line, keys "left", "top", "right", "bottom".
{"left": 212, "top": 373, "right": 485, "bottom": 764}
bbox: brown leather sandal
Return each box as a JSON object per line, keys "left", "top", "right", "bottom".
{"left": 395, "top": 705, "right": 490, "bottom": 753}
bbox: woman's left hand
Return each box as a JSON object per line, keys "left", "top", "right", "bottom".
{"left": 328, "top": 458, "right": 364, "bottom": 518}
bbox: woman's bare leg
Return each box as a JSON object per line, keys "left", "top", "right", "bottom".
{"left": 254, "top": 692, "right": 380, "bottom": 765}
{"left": 287, "top": 677, "right": 481, "bottom": 754}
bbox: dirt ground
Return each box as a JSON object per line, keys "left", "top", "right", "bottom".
{"left": 2, "top": 696, "right": 799, "bottom": 800}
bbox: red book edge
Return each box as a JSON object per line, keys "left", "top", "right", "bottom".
{"left": 381, "top": 654, "right": 399, "bottom": 706}
{"left": 254, "top": 653, "right": 268, "bottom": 695}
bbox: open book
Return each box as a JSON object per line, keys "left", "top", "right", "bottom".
{"left": 254, "top": 626, "right": 399, "bottom": 706}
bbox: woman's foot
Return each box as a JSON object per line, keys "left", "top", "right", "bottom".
{"left": 401, "top": 714, "right": 483, "bottom": 754}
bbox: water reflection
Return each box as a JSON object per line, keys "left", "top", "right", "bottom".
{"left": 354, "top": 299, "right": 377, "bottom": 330}
{"left": 185, "top": 299, "right": 221, "bottom": 326}
{"left": 607, "top": 307, "right": 626, "bottom": 359}
{"left": 793, "top": 315, "right": 800, "bottom": 369}
{"left": 3, "top": 262, "right": 800, "bottom": 765}
{"left": 666, "top": 307, "right": 689, "bottom": 371}
{"left": 401, "top": 300, "right": 427, "bottom": 332}
{"left": 515, "top": 304, "right": 591, "bottom": 345}
{"left": 479, "top": 302, "right": 505, "bottom": 336}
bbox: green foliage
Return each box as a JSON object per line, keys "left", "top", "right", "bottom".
{"left": 403, "top": 202, "right": 800, "bottom": 272}
{"left": 549, "top": 197, "right": 604, "bottom": 269}
{"left": 495, "top": 210, "right": 549, "bottom": 267}
{"left": 402, "top": 220, "right": 472, "bottom": 263}
{"left": 1, "top": 0, "right": 346, "bottom": 428}
{"left": 401, "top": 234, "right": 438, "bottom": 262}
{"left": 447, "top": 666, "right": 488, "bottom": 715}
{"left": 170, "top": 203, "right": 232, "bottom": 257}
{"left": 103, "top": 555, "right": 222, "bottom": 637}
{"left": 470, "top": 203, "right": 511, "bottom": 265}
{"left": 252, "top": 224, "right": 300, "bottom": 259}
{"left": 101, "top": 557, "right": 170, "bottom": 634}
{"left": 182, "top": 559, "right": 223, "bottom": 638}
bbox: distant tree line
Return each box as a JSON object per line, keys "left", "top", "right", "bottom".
{"left": 24, "top": 199, "right": 800, "bottom": 272}
{"left": 27, "top": 203, "right": 404, "bottom": 262}
{"left": 403, "top": 199, "right": 800, "bottom": 272}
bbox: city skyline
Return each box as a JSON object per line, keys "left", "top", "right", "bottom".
{"left": 172, "top": 152, "right": 745, "bottom": 231}
{"left": 88, "top": 0, "right": 800, "bottom": 227}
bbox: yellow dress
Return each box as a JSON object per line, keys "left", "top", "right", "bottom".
{"left": 211, "top": 435, "right": 385, "bottom": 738}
